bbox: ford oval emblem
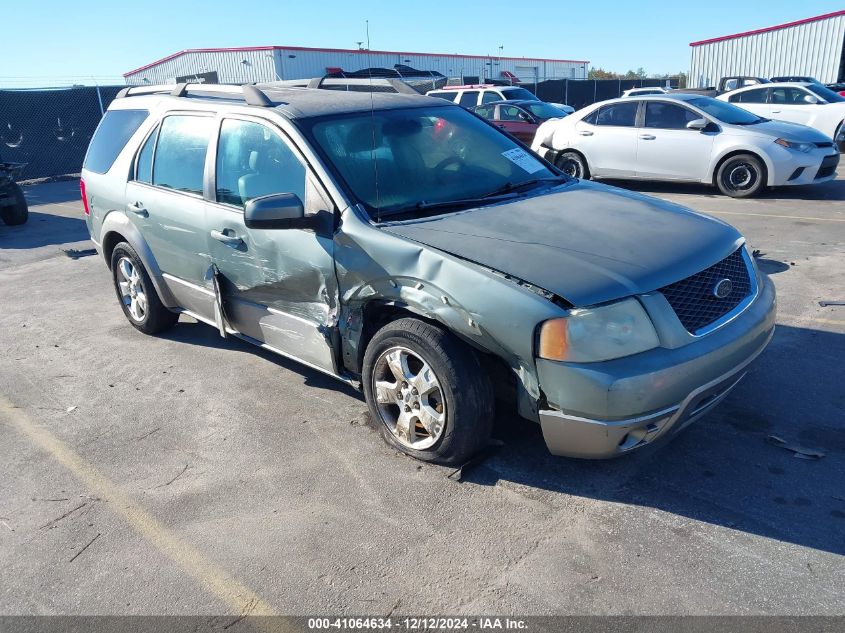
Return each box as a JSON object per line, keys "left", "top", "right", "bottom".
{"left": 713, "top": 278, "right": 733, "bottom": 299}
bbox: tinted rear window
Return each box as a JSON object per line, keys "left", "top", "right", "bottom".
{"left": 153, "top": 115, "right": 213, "bottom": 195}
{"left": 458, "top": 91, "right": 479, "bottom": 107}
{"left": 83, "top": 109, "right": 149, "bottom": 174}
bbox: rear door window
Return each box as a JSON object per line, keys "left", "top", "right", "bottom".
{"left": 473, "top": 106, "right": 495, "bottom": 120}
{"left": 595, "top": 102, "right": 638, "bottom": 127}
{"left": 729, "top": 88, "right": 768, "bottom": 104}
{"left": 480, "top": 91, "right": 500, "bottom": 104}
{"left": 152, "top": 115, "right": 214, "bottom": 195}
{"left": 458, "top": 91, "right": 480, "bottom": 107}
{"left": 83, "top": 109, "right": 149, "bottom": 174}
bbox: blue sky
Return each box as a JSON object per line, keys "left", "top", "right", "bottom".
{"left": 2, "top": 1, "right": 843, "bottom": 86}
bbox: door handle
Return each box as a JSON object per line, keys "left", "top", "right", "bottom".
{"left": 210, "top": 229, "right": 244, "bottom": 246}
{"left": 771, "top": 109, "right": 781, "bottom": 113}
{"left": 639, "top": 134, "right": 656, "bottom": 140}
{"left": 578, "top": 130, "right": 594, "bottom": 136}
{"left": 127, "top": 202, "right": 148, "bottom": 217}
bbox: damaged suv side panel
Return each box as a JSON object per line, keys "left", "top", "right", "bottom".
{"left": 334, "top": 204, "right": 565, "bottom": 420}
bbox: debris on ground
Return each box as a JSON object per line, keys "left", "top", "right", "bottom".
{"left": 767, "top": 435, "right": 825, "bottom": 460}
{"left": 818, "top": 300, "right": 845, "bottom": 307}
{"left": 155, "top": 464, "right": 189, "bottom": 488}
{"left": 447, "top": 439, "right": 504, "bottom": 482}
{"left": 62, "top": 248, "right": 97, "bottom": 259}
{"left": 69, "top": 533, "right": 100, "bottom": 563}
{"left": 41, "top": 502, "right": 87, "bottom": 529}
{"left": 66, "top": 406, "right": 77, "bottom": 413}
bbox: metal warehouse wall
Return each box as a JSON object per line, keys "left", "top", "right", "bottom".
{"left": 690, "top": 14, "right": 845, "bottom": 86}
{"left": 125, "top": 48, "right": 282, "bottom": 84}
{"left": 125, "top": 47, "right": 588, "bottom": 85}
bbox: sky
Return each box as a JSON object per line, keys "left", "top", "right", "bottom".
{"left": 2, "top": 0, "right": 844, "bottom": 87}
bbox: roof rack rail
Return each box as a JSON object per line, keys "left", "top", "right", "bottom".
{"left": 116, "top": 83, "right": 275, "bottom": 107}
{"left": 300, "top": 75, "right": 422, "bottom": 94}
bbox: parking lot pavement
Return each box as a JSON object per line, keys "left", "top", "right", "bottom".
{"left": 1, "top": 179, "right": 843, "bottom": 616}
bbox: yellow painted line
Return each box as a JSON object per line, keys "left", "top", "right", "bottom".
{"left": 809, "top": 317, "right": 845, "bottom": 327}
{"left": 706, "top": 210, "right": 845, "bottom": 223}
{"left": 0, "top": 396, "right": 283, "bottom": 623}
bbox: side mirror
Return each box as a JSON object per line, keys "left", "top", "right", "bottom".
{"left": 244, "top": 192, "right": 305, "bottom": 229}
{"left": 686, "top": 118, "right": 709, "bottom": 131}
{"left": 803, "top": 94, "right": 820, "bottom": 104}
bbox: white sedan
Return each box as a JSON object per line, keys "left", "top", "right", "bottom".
{"left": 531, "top": 93, "right": 839, "bottom": 197}
{"left": 718, "top": 82, "right": 845, "bottom": 150}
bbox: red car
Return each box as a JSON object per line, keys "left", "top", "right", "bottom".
{"left": 471, "top": 100, "right": 570, "bottom": 144}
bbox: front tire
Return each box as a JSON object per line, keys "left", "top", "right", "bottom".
{"left": 716, "top": 154, "right": 765, "bottom": 198}
{"left": 110, "top": 242, "right": 178, "bottom": 334}
{"left": 556, "top": 151, "right": 590, "bottom": 180}
{"left": 362, "top": 317, "right": 494, "bottom": 465}
{"left": 0, "top": 183, "right": 29, "bottom": 225}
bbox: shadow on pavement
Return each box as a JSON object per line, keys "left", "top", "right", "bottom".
{"left": 0, "top": 211, "right": 89, "bottom": 249}
{"left": 21, "top": 179, "right": 83, "bottom": 206}
{"left": 466, "top": 324, "right": 845, "bottom": 557}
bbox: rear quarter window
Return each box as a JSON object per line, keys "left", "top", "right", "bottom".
{"left": 83, "top": 109, "right": 149, "bottom": 174}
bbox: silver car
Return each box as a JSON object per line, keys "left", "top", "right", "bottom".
{"left": 81, "top": 83, "right": 776, "bottom": 463}
{"left": 532, "top": 93, "right": 839, "bottom": 197}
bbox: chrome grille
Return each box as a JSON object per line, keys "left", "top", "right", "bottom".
{"left": 659, "top": 248, "right": 752, "bottom": 334}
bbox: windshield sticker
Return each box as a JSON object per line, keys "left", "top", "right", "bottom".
{"left": 501, "top": 148, "right": 545, "bottom": 173}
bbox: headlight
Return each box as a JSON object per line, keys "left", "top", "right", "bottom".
{"left": 774, "top": 138, "right": 814, "bottom": 153}
{"left": 538, "top": 298, "right": 659, "bottom": 363}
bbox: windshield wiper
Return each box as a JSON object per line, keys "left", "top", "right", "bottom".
{"left": 379, "top": 190, "right": 523, "bottom": 221}
{"left": 479, "top": 176, "right": 568, "bottom": 198}
{"left": 377, "top": 176, "right": 569, "bottom": 222}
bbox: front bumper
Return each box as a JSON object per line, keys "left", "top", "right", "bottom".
{"left": 770, "top": 149, "right": 838, "bottom": 186}
{"left": 537, "top": 274, "right": 776, "bottom": 458}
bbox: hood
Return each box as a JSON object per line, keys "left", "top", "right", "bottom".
{"left": 383, "top": 181, "right": 742, "bottom": 307}
{"left": 738, "top": 119, "right": 833, "bottom": 143}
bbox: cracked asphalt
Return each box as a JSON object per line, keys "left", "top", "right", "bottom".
{"left": 0, "top": 178, "right": 843, "bottom": 616}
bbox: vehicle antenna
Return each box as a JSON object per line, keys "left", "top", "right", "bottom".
{"left": 365, "top": 18, "right": 382, "bottom": 221}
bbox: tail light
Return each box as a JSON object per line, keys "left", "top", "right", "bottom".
{"left": 80, "top": 179, "right": 90, "bottom": 216}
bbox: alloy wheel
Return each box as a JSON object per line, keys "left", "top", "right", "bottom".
{"left": 116, "top": 256, "right": 147, "bottom": 322}
{"left": 372, "top": 346, "right": 447, "bottom": 450}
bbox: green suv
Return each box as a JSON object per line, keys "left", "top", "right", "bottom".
{"left": 81, "top": 83, "right": 776, "bottom": 464}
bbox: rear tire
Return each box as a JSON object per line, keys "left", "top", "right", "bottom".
{"left": 110, "top": 242, "right": 178, "bottom": 335}
{"left": 362, "top": 317, "right": 494, "bottom": 465}
{"left": 556, "top": 151, "right": 590, "bottom": 180}
{"left": 715, "top": 154, "right": 765, "bottom": 198}
{"left": 0, "top": 183, "right": 29, "bottom": 225}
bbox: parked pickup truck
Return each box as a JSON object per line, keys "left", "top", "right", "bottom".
{"left": 676, "top": 76, "right": 769, "bottom": 98}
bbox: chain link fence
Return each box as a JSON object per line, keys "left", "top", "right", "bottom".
{"left": 0, "top": 86, "right": 122, "bottom": 181}
{"left": 0, "top": 78, "right": 678, "bottom": 181}
{"left": 529, "top": 78, "right": 674, "bottom": 110}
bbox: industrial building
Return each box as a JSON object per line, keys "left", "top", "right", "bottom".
{"left": 122, "top": 45, "right": 589, "bottom": 86}
{"left": 690, "top": 10, "right": 845, "bottom": 87}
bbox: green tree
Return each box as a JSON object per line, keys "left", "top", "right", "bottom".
{"left": 588, "top": 67, "right": 617, "bottom": 80}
